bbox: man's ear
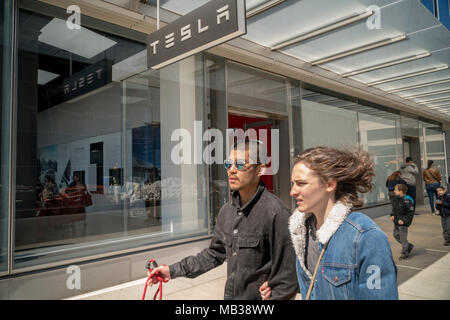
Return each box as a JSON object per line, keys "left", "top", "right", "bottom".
{"left": 257, "top": 164, "right": 266, "bottom": 177}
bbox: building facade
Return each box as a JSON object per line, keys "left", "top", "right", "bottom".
{"left": 0, "top": 0, "right": 449, "bottom": 299}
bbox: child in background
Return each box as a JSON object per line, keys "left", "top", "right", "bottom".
{"left": 436, "top": 186, "right": 450, "bottom": 246}
{"left": 390, "top": 184, "right": 415, "bottom": 260}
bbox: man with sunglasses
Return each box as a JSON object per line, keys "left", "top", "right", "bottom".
{"left": 147, "top": 140, "right": 298, "bottom": 300}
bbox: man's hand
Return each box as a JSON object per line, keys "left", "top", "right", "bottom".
{"left": 147, "top": 265, "right": 171, "bottom": 286}
{"left": 259, "top": 281, "right": 271, "bottom": 300}
{"left": 398, "top": 220, "right": 404, "bottom": 225}
{"left": 390, "top": 216, "right": 395, "bottom": 222}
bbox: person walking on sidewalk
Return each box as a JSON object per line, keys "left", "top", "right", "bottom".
{"left": 390, "top": 184, "right": 415, "bottom": 260}
{"left": 400, "top": 157, "right": 419, "bottom": 210}
{"left": 436, "top": 186, "right": 450, "bottom": 246}
{"left": 423, "top": 160, "right": 441, "bottom": 215}
{"left": 147, "top": 140, "right": 298, "bottom": 300}
{"left": 386, "top": 171, "right": 407, "bottom": 208}
{"left": 400, "top": 157, "right": 419, "bottom": 207}
{"left": 260, "top": 146, "right": 398, "bottom": 300}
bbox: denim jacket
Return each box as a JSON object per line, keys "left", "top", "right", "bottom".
{"left": 289, "top": 202, "right": 398, "bottom": 300}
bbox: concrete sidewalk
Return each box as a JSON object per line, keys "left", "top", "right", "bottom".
{"left": 398, "top": 252, "right": 450, "bottom": 300}
{"left": 66, "top": 205, "right": 449, "bottom": 300}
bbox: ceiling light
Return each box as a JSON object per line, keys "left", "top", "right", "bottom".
{"left": 367, "top": 65, "right": 448, "bottom": 86}
{"left": 310, "top": 34, "right": 406, "bottom": 65}
{"left": 401, "top": 88, "right": 450, "bottom": 99}
{"left": 270, "top": 10, "right": 374, "bottom": 51}
{"left": 39, "top": 18, "right": 117, "bottom": 59}
{"left": 342, "top": 52, "right": 430, "bottom": 77}
{"left": 247, "top": 0, "right": 286, "bottom": 18}
{"left": 38, "top": 69, "right": 59, "bottom": 85}
{"left": 387, "top": 78, "right": 450, "bottom": 93}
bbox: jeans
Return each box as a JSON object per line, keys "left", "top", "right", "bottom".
{"left": 441, "top": 215, "right": 450, "bottom": 243}
{"left": 425, "top": 183, "right": 440, "bottom": 213}
{"left": 393, "top": 225, "right": 411, "bottom": 255}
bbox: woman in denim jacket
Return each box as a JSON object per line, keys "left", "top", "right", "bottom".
{"left": 261, "top": 146, "right": 398, "bottom": 300}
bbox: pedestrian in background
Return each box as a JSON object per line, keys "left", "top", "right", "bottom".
{"left": 386, "top": 171, "right": 407, "bottom": 208}
{"left": 390, "top": 184, "right": 415, "bottom": 260}
{"left": 423, "top": 160, "right": 441, "bottom": 215}
{"left": 436, "top": 186, "right": 450, "bottom": 246}
{"left": 400, "top": 157, "right": 419, "bottom": 210}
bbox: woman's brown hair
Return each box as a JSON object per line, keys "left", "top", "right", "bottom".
{"left": 294, "top": 146, "right": 375, "bottom": 208}
{"left": 387, "top": 171, "right": 401, "bottom": 181}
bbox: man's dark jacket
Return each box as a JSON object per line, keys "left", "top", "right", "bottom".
{"left": 436, "top": 192, "right": 450, "bottom": 216}
{"left": 390, "top": 195, "right": 415, "bottom": 227}
{"left": 169, "top": 183, "right": 298, "bottom": 300}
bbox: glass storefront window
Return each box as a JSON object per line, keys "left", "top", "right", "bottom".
{"left": 1, "top": 0, "right": 13, "bottom": 274}
{"left": 298, "top": 85, "right": 411, "bottom": 207}
{"left": 424, "top": 125, "right": 447, "bottom": 185}
{"left": 14, "top": 0, "right": 152, "bottom": 268}
{"left": 227, "top": 61, "right": 288, "bottom": 115}
{"left": 358, "top": 113, "right": 398, "bottom": 206}
{"left": 399, "top": 116, "right": 426, "bottom": 204}
{"left": 300, "top": 88, "right": 359, "bottom": 149}
{"left": 205, "top": 54, "right": 228, "bottom": 231}
{"left": 120, "top": 54, "right": 209, "bottom": 246}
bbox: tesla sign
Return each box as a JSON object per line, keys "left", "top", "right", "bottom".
{"left": 147, "top": 0, "right": 246, "bottom": 70}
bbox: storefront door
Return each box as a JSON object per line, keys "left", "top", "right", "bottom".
{"left": 228, "top": 114, "right": 276, "bottom": 194}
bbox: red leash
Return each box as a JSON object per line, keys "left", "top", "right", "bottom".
{"left": 142, "top": 259, "right": 168, "bottom": 300}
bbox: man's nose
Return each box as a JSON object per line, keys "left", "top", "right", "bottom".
{"left": 228, "top": 164, "right": 237, "bottom": 173}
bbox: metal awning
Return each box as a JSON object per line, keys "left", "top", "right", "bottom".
{"left": 157, "top": 0, "right": 450, "bottom": 121}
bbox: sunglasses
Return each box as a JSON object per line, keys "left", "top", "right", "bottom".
{"left": 224, "top": 159, "right": 247, "bottom": 171}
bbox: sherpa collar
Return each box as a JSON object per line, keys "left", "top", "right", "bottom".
{"left": 288, "top": 201, "right": 352, "bottom": 279}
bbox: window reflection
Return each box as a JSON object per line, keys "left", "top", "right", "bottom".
{"left": 15, "top": 2, "right": 148, "bottom": 267}
{"left": 300, "top": 86, "right": 406, "bottom": 206}
{"left": 0, "top": 0, "right": 12, "bottom": 273}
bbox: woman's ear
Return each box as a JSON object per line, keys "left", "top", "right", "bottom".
{"left": 326, "top": 180, "right": 337, "bottom": 193}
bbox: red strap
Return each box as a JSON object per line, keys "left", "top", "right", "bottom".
{"left": 142, "top": 259, "right": 168, "bottom": 300}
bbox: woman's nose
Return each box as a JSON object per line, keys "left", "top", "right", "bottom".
{"left": 290, "top": 186, "right": 297, "bottom": 197}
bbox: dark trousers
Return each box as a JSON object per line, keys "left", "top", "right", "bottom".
{"left": 393, "top": 225, "right": 411, "bottom": 255}
{"left": 406, "top": 184, "right": 416, "bottom": 209}
{"left": 425, "top": 183, "right": 440, "bottom": 213}
{"left": 441, "top": 215, "right": 450, "bottom": 243}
